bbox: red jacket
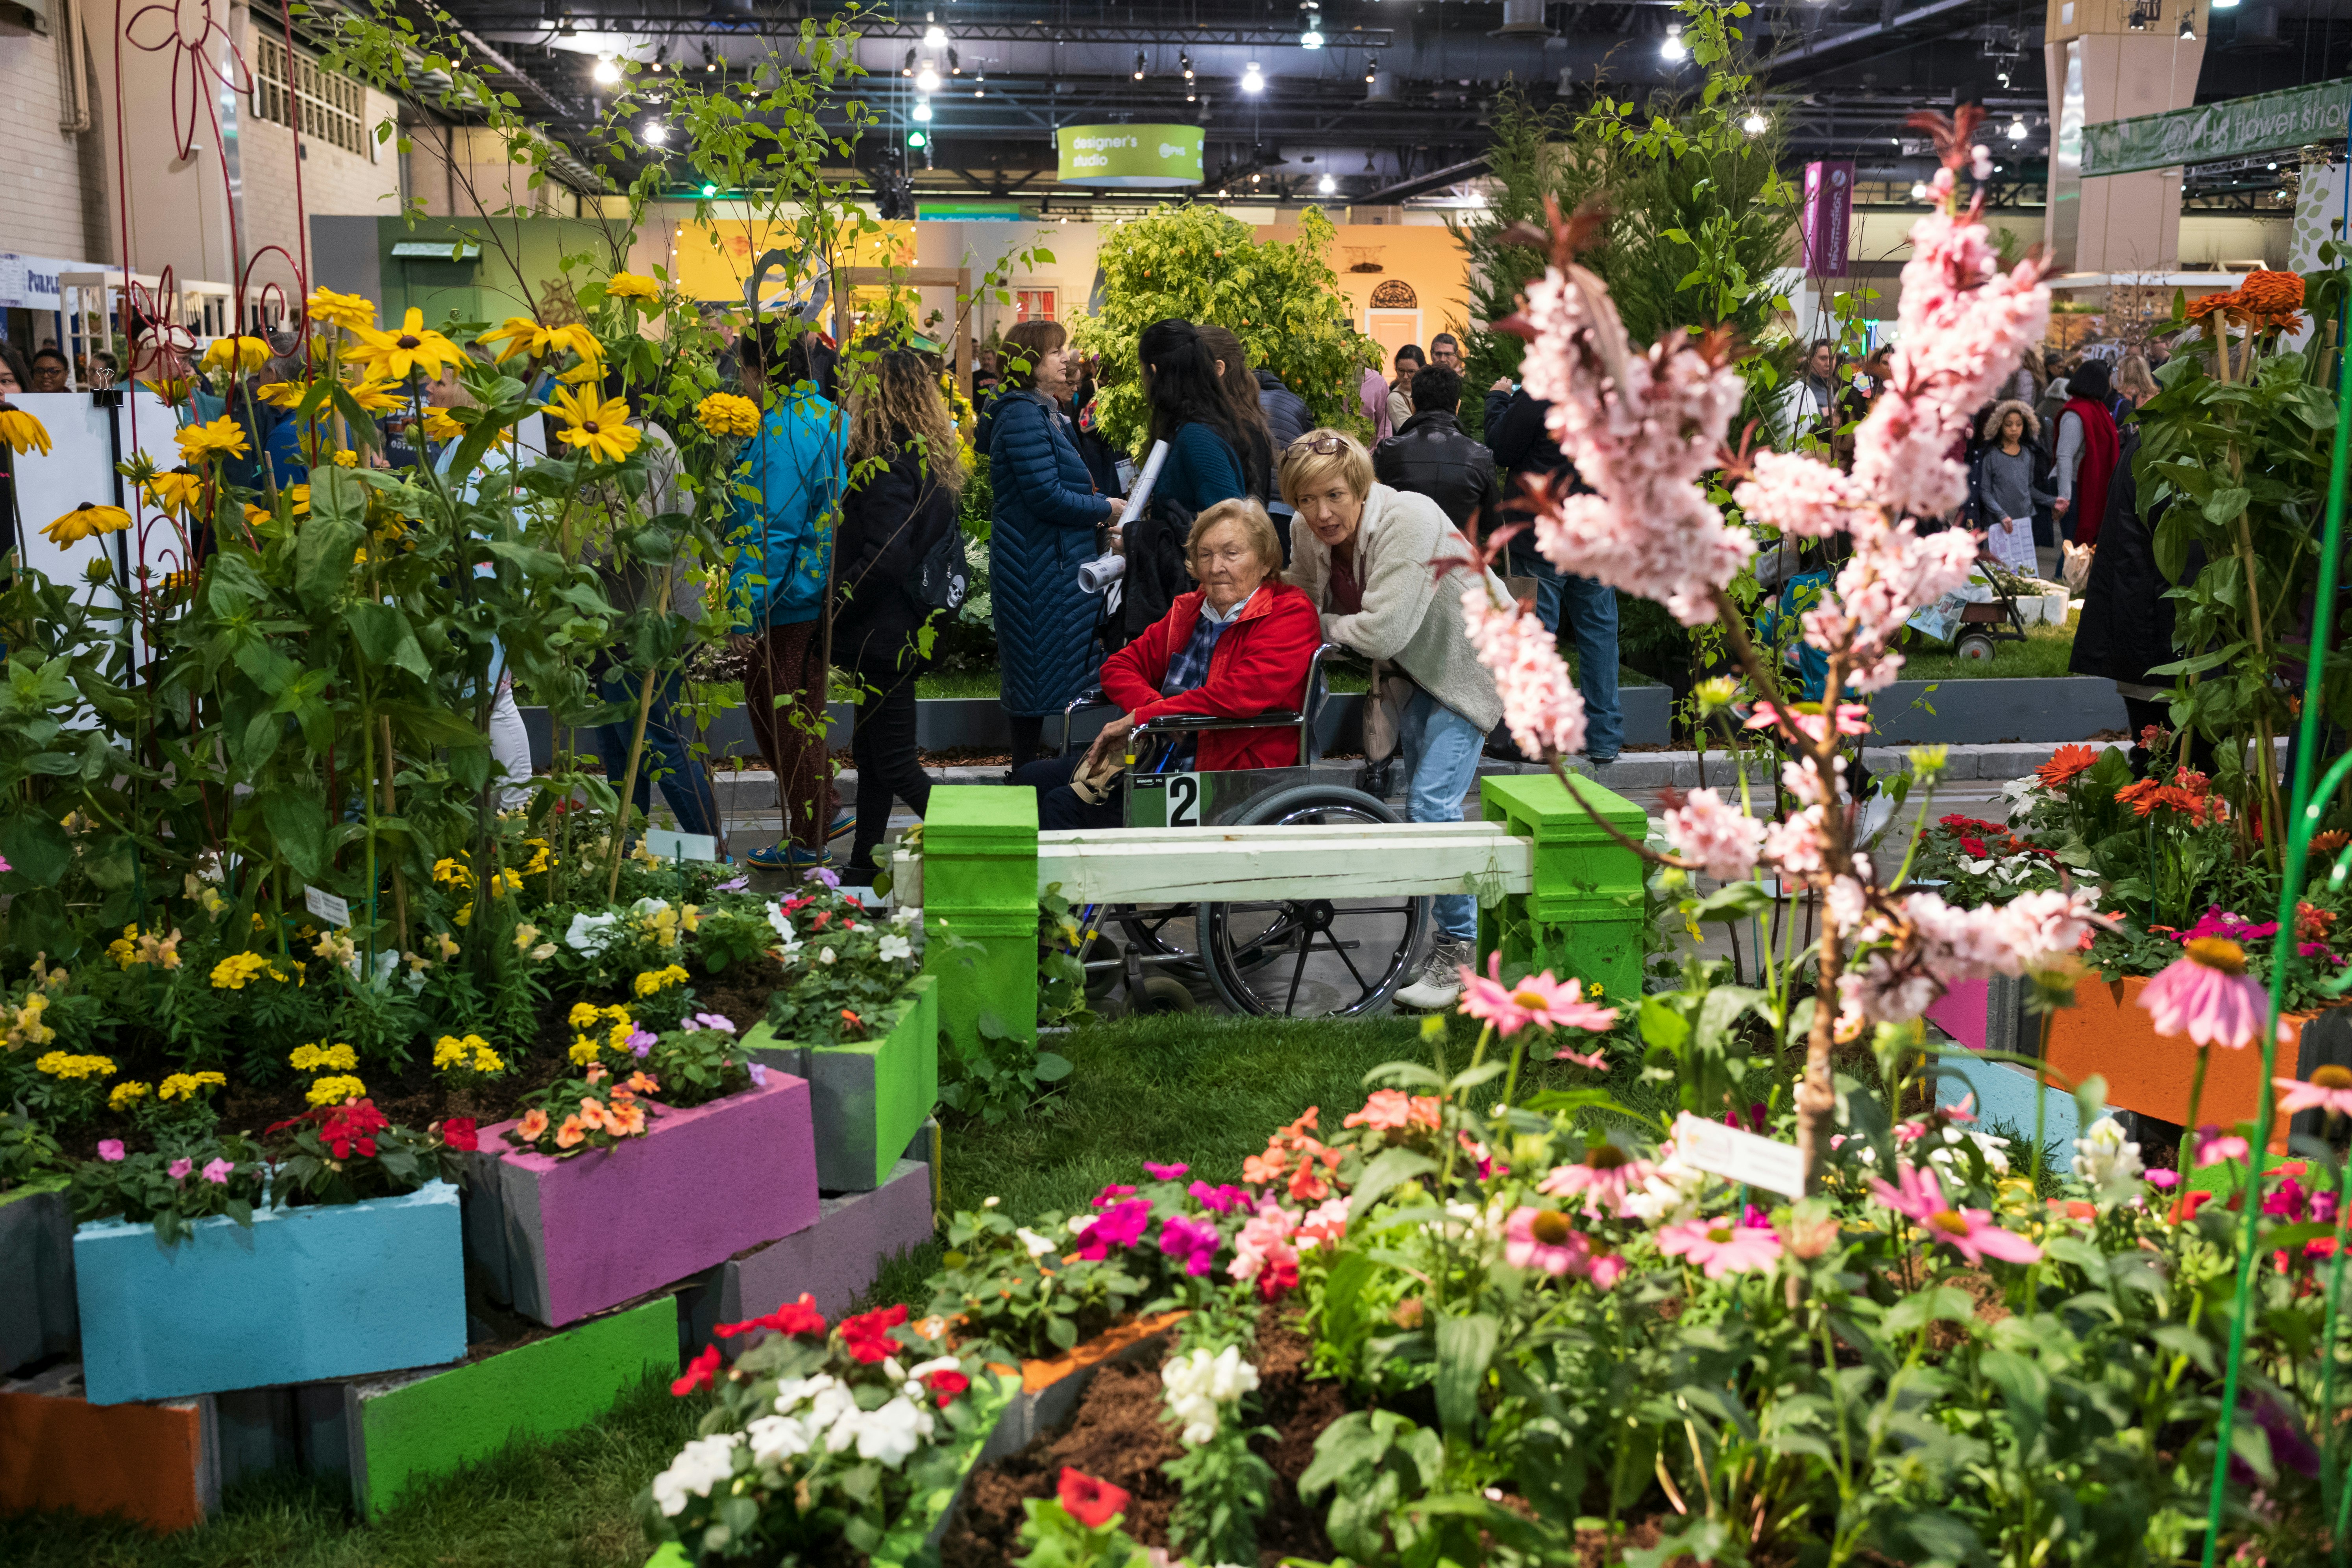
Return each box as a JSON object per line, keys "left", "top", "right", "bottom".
{"left": 1101, "top": 581, "right": 1322, "bottom": 770}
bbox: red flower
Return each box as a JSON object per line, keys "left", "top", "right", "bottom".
{"left": 925, "top": 1366, "right": 971, "bottom": 1409}
{"left": 322, "top": 1100, "right": 390, "bottom": 1160}
{"left": 840, "top": 1303, "right": 908, "bottom": 1363}
{"left": 671, "top": 1344, "right": 721, "bottom": 1396}
{"left": 1958, "top": 836, "right": 1988, "bottom": 860}
{"left": 714, "top": 1292, "right": 828, "bottom": 1341}
{"left": 1057, "top": 1467, "right": 1130, "bottom": 1529}
{"left": 1256, "top": 1252, "right": 1301, "bottom": 1300}
{"left": 440, "top": 1117, "right": 479, "bottom": 1152}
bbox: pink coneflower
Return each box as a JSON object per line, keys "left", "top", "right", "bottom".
{"left": 1656, "top": 1217, "right": 1784, "bottom": 1279}
{"left": 1869, "top": 1162, "right": 2041, "bottom": 1266}
{"left": 2195, "top": 1125, "right": 2250, "bottom": 1167}
{"left": 1537, "top": 1144, "right": 1655, "bottom": 1219}
{"left": 2138, "top": 938, "right": 2289, "bottom": 1049}
{"left": 1505, "top": 1206, "right": 1593, "bottom": 1276}
{"left": 2276, "top": 1064, "right": 2352, "bottom": 1121}
{"left": 1457, "top": 953, "right": 1619, "bottom": 1037}
{"left": 1588, "top": 1253, "right": 1629, "bottom": 1291}
{"left": 2146, "top": 1168, "right": 2181, "bottom": 1189}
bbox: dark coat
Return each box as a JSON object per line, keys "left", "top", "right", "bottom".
{"left": 1256, "top": 368, "right": 1312, "bottom": 449}
{"left": 2070, "top": 431, "right": 2179, "bottom": 687}
{"left": 832, "top": 427, "right": 959, "bottom": 682}
{"left": 1374, "top": 410, "right": 1501, "bottom": 536}
{"left": 987, "top": 390, "right": 1113, "bottom": 717}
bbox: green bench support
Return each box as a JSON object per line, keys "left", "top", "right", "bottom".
{"left": 1477, "top": 771, "right": 1649, "bottom": 1008}
{"left": 920, "top": 786, "right": 1040, "bottom": 1066}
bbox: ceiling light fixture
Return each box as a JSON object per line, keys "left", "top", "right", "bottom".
{"left": 642, "top": 120, "right": 667, "bottom": 144}
{"left": 1241, "top": 60, "right": 1265, "bottom": 92}
{"left": 2179, "top": 11, "right": 2195, "bottom": 36}
{"left": 593, "top": 55, "right": 621, "bottom": 84}
{"left": 1318, "top": 172, "right": 1335, "bottom": 193}
{"left": 1910, "top": 181, "right": 1930, "bottom": 200}
{"left": 1133, "top": 51, "right": 1146, "bottom": 80}
{"left": 1660, "top": 25, "right": 1687, "bottom": 61}
{"left": 923, "top": 16, "right": 947, "bottom": 48}
{"left": 913, "top": 99, "right": 932, "bottom": 122}
{"left": 915, "top": 60, "right": 941, "bottom": 92}
{"left": 1302, "top": 20, "right": 1324, "bottom": 47}
{"left": 2008, "top": 116, "right": 2028, "bottom": 140}
{"left": 1742, "top": 109, "right": 1766, "bottom": 135}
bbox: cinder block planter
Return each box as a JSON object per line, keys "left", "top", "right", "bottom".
{"left": 0, "top": 1362, "right": 217, "bottom": 1530}
{"left": 466, "top": 1074, "right": 820, "bottom": 1327}
{"left": 680, "top": 1156, "right": 936, "bottom": 1354}
{"left": 1477, "top": 772, "right": 1647, "bottom": 1004}
{"left": 1933, "top": 1056, "right": 2083, "bottom": 1153}
{"left": 2045, "top": 974, "right": 2316, "bottom": 1147}
{"left": 742, "top": 974, "right": 939, "bottom": 1191}
{"left": 0, "top": 1175, "right": 76, "bottom": 1375}
{"left": 974, "top": 1309, "right": 1188, "bottom": 1466}
{"left": 326, "top": 1295, "right": 678, "bottom": 1518}
{"left": 73, "top": 1180, "right": 466, "bottom": 1407}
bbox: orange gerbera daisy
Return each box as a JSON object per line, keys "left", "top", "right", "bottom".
{"left": 2313, "top": 830, "right": 2351, "bottom": 855}
{"left": 2115, "top": 778, "right": 2164, "bottom": 815}
{"left": 2239, "top": 269, "right": 2305, "bottom": 315}
{"left": 2037, "top": 743, "right": 2098, "bottom": 790}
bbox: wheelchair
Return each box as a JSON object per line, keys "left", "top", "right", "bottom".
{"left": 1054, "top": 643, "right": 1429, "bottom": 1019}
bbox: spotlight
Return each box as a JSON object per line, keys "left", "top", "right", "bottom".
{"left": 1302, "top": 20, "right": 1324, "bottom": 47}
{"left": 1241, "top": 61, "right": 1265, "bottom": 92}
{"left": 2008, "top": 116, "right": 2028, "bottom": 141}
{"left": 913, "top": 98, "right": 932, "bottom": 122}
{"left": 1251, "top": 171, "right": 1261, "bottom": 182}
{"left": 593, "top": 55, "right": 621, "bottom": 84}
{"left": 1186, "top": 90, "right": 1196, "bottom": 102}
{"left": 1181, "top": 52, "right": 1193, "bottom": 79}
{"left": 922, "top": 16, "right": 947, "bottom": 48}
{"left": 1910, "top": 180, "right": 1930, "bottom": 200}
{"left": 1660, "top": 25, "right": 1687, "bottom": 61}
{"left": 902, "top": 48, "right": 914, "bottom": 76}
{"left": 642, "top": 120, "right": 667, "bottom": 144}
{"left": 2213, "top": 0, "right": 2238, "bottom": 9}
{"left": 915, "top": 60, "right": 941, "bottom": 92}
{"left": 1742, "top": 109, "right": 1766, "bottom": 135}
{"left": 1318, "top": 172, "right": 1335, "bottom": 193}
{"left": 974, "top": 87, "right": 984, "bottom": 97}
{"left": 702, "top": 42, "right": 716, "bottom": 72}
{"left": 1133, "top": 51, "right": 1146, "bottom": 80}
{"left": 1365, "top": 65, "right": 1377, "bottom": 83}
{"left": 2180, "top": 11, "right": 2196, "bottom": 35}
{"left": 907, "top": 129, "right": 926, "bottom": 148}
{"left": 700, "top": 182, "right": 717, "bottom": 196}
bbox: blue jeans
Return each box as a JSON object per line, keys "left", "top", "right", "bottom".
{"left": 1398, "top": 687, "right": 1485, "bottom": 941}
{"left": 594, "top": 665, "right": 722, "bottom": 846}
{"left": 1509, "top": 542, "right": 1622, "bottom": 762}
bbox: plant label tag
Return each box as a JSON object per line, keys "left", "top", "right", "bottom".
{"left": 643, "top": 828, "right": 719, "bottom": 864}
{"left": 1672, "top": 1112, "right": 1806, "bottom": 1198}
{"left": 303, "top": 884, "right": 351, "bottom": 929}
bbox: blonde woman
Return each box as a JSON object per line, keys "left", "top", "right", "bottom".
{"left": 2113, "top": 352, "right": 2160, "bottom": 410}
{"left": 831, "top": 345, "right": 966, "bottom": 884}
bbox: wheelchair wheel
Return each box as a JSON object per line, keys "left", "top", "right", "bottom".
{"left": 1197, "top": 784, "right": 1429, "bottom": 1019}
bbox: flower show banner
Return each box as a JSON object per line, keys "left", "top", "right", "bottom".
{"left": 2083, "top": 76, "right": 2352, "bottom": 178}
{"left": 1057, "top": 126, "right": 1204, "bottom": 189}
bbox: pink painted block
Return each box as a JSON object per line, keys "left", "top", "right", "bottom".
{"left": 464, "top": 1074, "right": 820, "bottom": 1327}
{"left": 1925, "top": 977, "right": 1990, "bottom": 1052}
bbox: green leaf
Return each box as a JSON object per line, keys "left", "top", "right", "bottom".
{"left": 293, "top": 512, "right": 364, "bottom": 609}
{"left": 0, "top": 812, "right": 73, "bottom": 888}
{"left": 1432, "top": 1311, "right": 1498, "bottom": 1436}
{"left": 2200, "top": 485, "right": 2252, "bottom": 526}
{"left": 347, "top": 602, "right": 432, "bottom": 682}
{"left": 258, "top": 784, "right": 331, "bottom": 880}
{"left": 1884, "top": 1284, "right": 1975, "bottom": 1336}
{"left": 1033, "top": 1051, "right": 1073, "bottom": 1083}
{"left": 1349, "top": 1146, "right": 1438, "bottom": 1220}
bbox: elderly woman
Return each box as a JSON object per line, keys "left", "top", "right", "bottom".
{"left": 1014, "top": 498, "right": 1320, "bottom": 830}
{"left": 1281, "top": 429, "right": 1505, "bottom": 1012}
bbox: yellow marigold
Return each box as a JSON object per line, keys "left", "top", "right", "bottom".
{"left": 159, "top": 1071, "right": 226, "bottom": 1101}
{"left": 290, "top": 1042, "right": 359, "bottom": 1072}
{"left": 632, "top": 964, "right": 690, "bottom": 998}
{"left": 567, "top": 1000, "right": 605, "bottom": 1032}
{"left": 176, "top": 415, "right": 251, "bottom": 464}
{"left": 568, "top": 1034, "right": 604, "bottom": 1066}
{"left": 432, "top": 857, "right": 473, "bottom": 889}
{"left": 307, "top": 286, "right": 377, "bottom": 333}
{"left": 607, "top": 1019, "right": 639, "bottom": 1052}
{"left": 106, "top": 925, "right": 139, "bottom": 968}
{"left": 305, "top": 1074, "right": 368, "bottom": 1107}
{"left": 0, "top": 405, "right": 53, "bottom": 456}
{"left": 33, "top": 1050, "right": 115, "bottom": 1080}
{"left": 200, "top": 335, "right": 269, "bottom": 376}
{"left": 603, "top": 272, "right": 661, "bottom": 302}
{"left": 210, "top": 951, "right": 284, "bottom": 990}
{"left": 696, "top": 392, "right": 760, "bottom": 438}
{"left": 109, "top": 1081, "right": 151, "bottom": 1110}
{"left": 332, "top": 450, "right": 360, "bottom": 468}
{"left": 43, "top": 503, "right": 131, "bottom": 547}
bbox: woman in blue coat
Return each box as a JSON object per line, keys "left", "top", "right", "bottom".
{"left": 989, "top": 318, "right": 1126, "bottom": 770}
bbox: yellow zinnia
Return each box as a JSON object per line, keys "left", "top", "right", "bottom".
{"left": 44, "top": 503, "right": 132, "bottom": 546}
{"left": 549, "top": 385, "right": 641, "bottom": 464}
{"left": 177, "top": 416, "right": 251, "bottom": 464}
{"left": 144, "top": 471, "right": 202, "bottom": 517}
{"left": 200, "top": 335, "right": 269, "bottom": 376}
{"left": 307, "top": 287, "right": 377, "bottom": 333}
{"left": 603, "top": 272, "right": 660, "bottom": 302}
{"left": 697, "top": 392, "right": 760, "bottom": 437}
{"left": 348, "top": 307, "right": 462, "bottom": 383}
{"left": 0, "top": 405, "right": 52, "bottom": 456}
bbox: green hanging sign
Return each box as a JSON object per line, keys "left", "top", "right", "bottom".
{"left": 1056, "top": 126, "right": 1204, "bottom": 189}
{"left": 2082, "top": 76, "right": 2352, "bottom": 178}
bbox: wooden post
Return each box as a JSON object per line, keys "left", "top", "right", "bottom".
{"left": 1478, "top": 772, "right": 1648, "bottom": 1004}
{"left": 834, "top": 265, "right": 976, "bottom": 400}
{"left": 919, "top": 786, "right": 1039, "bottom": 1067}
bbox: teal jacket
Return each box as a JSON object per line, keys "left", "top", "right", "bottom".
{"left": 725, "top": 392, "right": 845, "bottom": 629}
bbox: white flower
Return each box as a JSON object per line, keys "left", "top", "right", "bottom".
{"left": 565, "top": 912, "right": 621, "bottom": 954}
{"left": 892, "top": 904, "right": 921, "bottom": 927}
{"left": 982, "top": 1195, "right": 1002, "bottom": 1208}
{"left": 1016, "top": 1226, "right": 1056, "bottom": 1259}
{"left": 819, "top": 947, "right": 837, "bottom": 965}
{"left": 651, "top": 1433, "right": 743, "bottom": 1516}
{"left": 1161, "top": 1345, "right": 1260, "bottom": 1448}
{"left": 2072, "top": 1115, "right": 2144, "bottom": 1191}
{"left": 906, "top": 1355, "right": 961, "bottom": 1381}
{"left": 848, "top": 1396, "right": 935, "bottom": 1468}
{"left": 1926, "top": 1127, "right": 2012, "bottom": 1176}
{"left": 746, "top": 1414, "right": 810, "bottom": 1465}
{"left": 773, "top": 1373, "right": 838, "bottom": 1413}
{"left": 1066, "top": 1213, "right": 1098, "bottom": 1238}
{"left": 878, "top": 932, "right": 913, "bottom": 963}
{"left": 882, "top": 1355, "right": 907, "bottom": 1383}
{"left": 632, "top": 896, "right": 673, "bottom": 917}
{"left": 804, "top": 1380, "right": 861, "bottom": 1440}
{"left": 1620, "top": 1143, "right": 1709, "bottom": 1226}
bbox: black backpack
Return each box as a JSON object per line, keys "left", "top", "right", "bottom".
{"left": 909, "top": 521, "right": 970, "bottom": 614}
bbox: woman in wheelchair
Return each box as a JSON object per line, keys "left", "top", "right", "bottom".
{"left": 1015, "top": 498, "right": 1322, "bottom": 830}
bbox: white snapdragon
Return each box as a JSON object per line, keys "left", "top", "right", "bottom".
{"left": 2072, "top": 1115, "right": 2145, "bottom": 1193}
{"left": 651, "top": 1433, "right": 743, "bottom": 1516}
{"left": 1161, "top": 1344, "right": 1261, "bottom": 1448}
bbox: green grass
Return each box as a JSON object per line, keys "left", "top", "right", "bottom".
{"left": 1899, "top": 615, "right": 2079, "bottom": 682}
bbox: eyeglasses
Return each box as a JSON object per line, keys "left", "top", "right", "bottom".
{"left": 1290, "top": 435, "right": 1349, "bottom": 455}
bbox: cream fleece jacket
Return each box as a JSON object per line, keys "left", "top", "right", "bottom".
{"left": 1284, "top": 482, "right": 1505, "bottom": 733}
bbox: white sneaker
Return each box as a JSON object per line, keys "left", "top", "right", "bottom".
{"left": 1394, "top": 936, "right": 1474, "bottom": 1011}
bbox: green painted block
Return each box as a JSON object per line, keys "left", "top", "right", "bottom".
{"left": 742, "top": 976, "right": 939, "bottom": 1191}
{"left": 1479, "top": 772, "right": 1648, "bottom": 1007}
{"left": 922, "top": 786, "right": 1039, "bottom": 1064}
{"left": 342, "top": 1295, "right": 677, "bottom": 1518}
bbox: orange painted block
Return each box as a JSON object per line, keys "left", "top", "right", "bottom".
{"left": 2042, "top": 975, "right": 2321, "bottom": 1146}
{"left": 0, "top": 1366, "right": 215, "bottom": 1531}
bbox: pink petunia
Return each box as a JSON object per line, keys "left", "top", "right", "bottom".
{"left": 1869, "top": 1162, "right": 2041, "bottom": 1266}
{"left": 1656, "top": 1217, "right": 1785, "bottom": 1279}
{"left": 201, "top": 1158, "right": 233, "bottom": 1185}
{"left": 2145, "top": 1167, "right": 2181, "bottom": 1189}
{"left": 97, "top": 1139, "right": 125, "bottom": 1162}
{"left": 2195, "top": 1125, "right": 2251, "bottom": 1167}
{"left": 2138, "top": 939, "right": 2289, "bottom": 1049}
{"left": 166, "top": 1157, "right": 193, "bottom": 1180}
{"left": 1188, "top": 1180, "right": 1249, "bottom": 1215}
{"left": 2276, "top": 1066, "right": 2352, "bottom": 1121}
{"left": 1143, "top": 1161, "right": 1189, "bottom": 1182}
{"left": 1158, "top": 1213, "right": 1221, "bottom": 1276}
{"left": 1075, "top": 1198, "right": 1152, "bottom": 1260}
{"left": 1504, "top": 1206, "right": 1592, "bottom": 1276}
{"left": 1457, "top": 952, "right": 1618, "bottom": 1037}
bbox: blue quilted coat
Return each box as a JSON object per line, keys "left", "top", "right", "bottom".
{"left": 987, "top": 391, "right": 1113, "bottom": 717}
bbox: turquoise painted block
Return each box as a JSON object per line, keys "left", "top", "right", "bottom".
{"left": 73, "top": 1181, "right": 466, "bottom": 1407}
{"left": 1934, "top": 1056, "right": 2082, "bottom": 1155}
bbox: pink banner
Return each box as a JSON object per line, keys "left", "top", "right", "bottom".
{"left": 1800, "top": 160, "right": 1855, "bottom": 278}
